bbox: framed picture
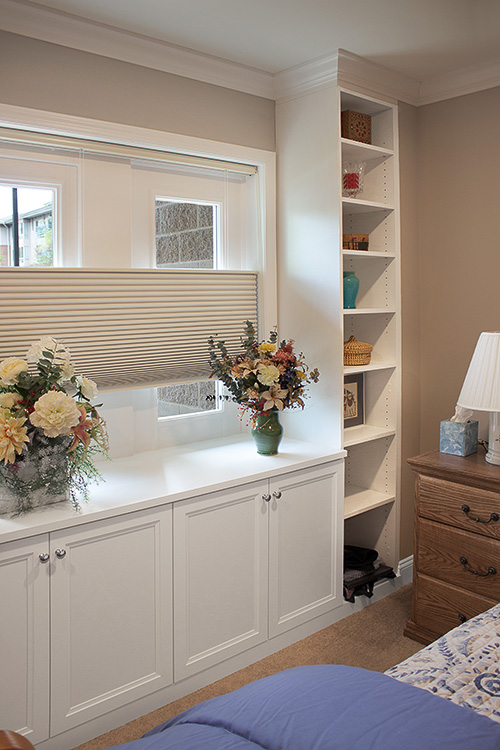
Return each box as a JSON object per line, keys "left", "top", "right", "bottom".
{"left": 344, "top": 373, "right": 364, "bottom": 427}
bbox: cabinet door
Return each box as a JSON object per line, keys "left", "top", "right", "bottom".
{"left": 0, "top": 534, "right": 50, "bottom": 746}
{"left": 174, "top": 481, "right": 268, "bottom": 681}
{"left": 50, "top": 506, "right": 172, "bottom": 735}
{"left": 269, "top": 462, "right": 343, "bottom": 637}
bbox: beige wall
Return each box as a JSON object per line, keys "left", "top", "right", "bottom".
{"left": 417, "top": 87, "right": 500, "bottom": 452}
{"left": 398, "top": 101, "right": 420, "bottom": 558}
{"left": 399, "top": 87, "right": 500, "bottom": 558}
{"left": 0, "top": 31, "right": 275, "bottom": 151}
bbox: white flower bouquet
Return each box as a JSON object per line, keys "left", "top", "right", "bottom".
{"left": 0, "top": 337, "right": 108, "bottom": 515}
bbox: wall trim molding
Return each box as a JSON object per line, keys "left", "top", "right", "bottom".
{"left": 0, "top": 0, "right": 275, "bottom": 100}
{"left": 2, "top": 0, "right": 500, "bottom": 106}
{"left": 397, "top": 555, "right": 414, "bottom": 586}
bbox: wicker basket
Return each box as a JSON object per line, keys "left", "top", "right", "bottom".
{"left": 344, "top": 335, "right": 373, "bottom": 366}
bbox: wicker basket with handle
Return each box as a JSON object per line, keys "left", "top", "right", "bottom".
{"left": 343, "top": 335, "right": 373, "bottom": 366}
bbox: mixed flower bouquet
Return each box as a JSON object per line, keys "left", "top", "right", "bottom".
{"left": 208, "top": 321, "right": 320, "bottom": 425}
{"left": 0, "top": 337, "right": 109, "bottom": 514}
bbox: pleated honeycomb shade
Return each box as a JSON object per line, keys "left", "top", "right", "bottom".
{"left": 0, "top": 268, "right": 258, "bottom": 392}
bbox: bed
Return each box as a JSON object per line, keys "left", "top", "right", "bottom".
{"left": 4, "top": 602, "right": 500, "bottom": 749}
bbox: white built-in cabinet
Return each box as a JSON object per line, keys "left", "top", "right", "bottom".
{"left": 0, "top": 445, "right": 344, "bottom": 749}
{"left": 0, "top": 507, "right": 172, "bottom": 748}
{"left": 174, "top": 463, "right": 342, "bottom": 680}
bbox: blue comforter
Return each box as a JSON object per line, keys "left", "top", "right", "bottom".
{"left": 109, "top": 665, "right": 500, "bottom": 749}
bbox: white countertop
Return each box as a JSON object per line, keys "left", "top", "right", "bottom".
{"left": 0, "top": 436, "right": 345, "bottom": 543}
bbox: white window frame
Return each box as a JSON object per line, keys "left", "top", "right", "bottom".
{"left": 0, "top": 147, "right": 80, "bottom": 266}
{"left": 0, "top": 103, "right": 277, "bottom": 457}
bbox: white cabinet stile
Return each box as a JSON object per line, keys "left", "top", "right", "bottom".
{"left": 0, "top": 535, "right": 50, "bottom": 747}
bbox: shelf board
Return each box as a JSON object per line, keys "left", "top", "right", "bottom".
{"left": 344, "top": 484, "right": 396, "bottom": 519}
{"left": 343, "top": 307, "right": 396, "bottom": 315}
{"left": 343, "top": 424, "right": 396, "bottom": 448}
{"left": 341, "top": 138, "right": 393, "bottom": 162}
{"left": 343, "top": 250, "right": 396, "bottom": 260}
{"left": 344, "top": 362, "right": 397, "bottom": 375}
{"left": 342, "top": 198, "right": 394, "bottom": 215}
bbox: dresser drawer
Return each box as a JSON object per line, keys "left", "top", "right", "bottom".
{"left": 417, "top": 517, "right": 500, "bottom": 599}
{"left": 414, "top": 573, "right": 497, "bottom": 637}
{"left": 417, "top": 475, "right": 500, "bottom": 539}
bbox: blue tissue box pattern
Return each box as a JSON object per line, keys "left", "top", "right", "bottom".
{"left": 440, "top": 420, "right": 478, "bottom": 456}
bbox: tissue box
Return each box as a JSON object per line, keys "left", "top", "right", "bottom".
{"left": 440, "top": 420, "right": 478, "bottom": 456}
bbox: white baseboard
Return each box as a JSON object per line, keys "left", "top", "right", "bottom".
{"left": 397, "top": 555, "right": 414, "bottom": 586}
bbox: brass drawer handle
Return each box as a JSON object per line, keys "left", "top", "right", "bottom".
{"left": 459, "top": 556, "right": 497, "bottom": 577}
{"left": 461, "top": 504, "right": 500, "bottom": 525}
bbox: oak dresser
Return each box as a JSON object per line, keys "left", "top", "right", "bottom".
{"left": 405, "top": 450, "right": 500, "bottom": 645}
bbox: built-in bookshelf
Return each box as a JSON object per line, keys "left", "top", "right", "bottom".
{"left": 341, "top": 88, "right": 401, "bottom": 568}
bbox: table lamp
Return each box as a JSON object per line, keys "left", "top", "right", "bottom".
{"left": 457, "top": 331, "right": 500, "bottom": 465}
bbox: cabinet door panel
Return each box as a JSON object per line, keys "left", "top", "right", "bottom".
{"left": 269, "top": 463, "right": 343, "bottom": 637}
{"left": 50, "top": 506, "right": 172, "bottom": 735}
{"left": 0, "top": 534, "right": 50, "bottom": 746}
{"left": 174, "top": 482, "right": 267, "bottom": 680}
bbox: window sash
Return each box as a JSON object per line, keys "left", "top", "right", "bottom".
{"left": 0, "top": 268, "right": 258, "bottom": 392}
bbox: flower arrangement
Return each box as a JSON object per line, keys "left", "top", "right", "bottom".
{"left": 0, "top": 337, "right": 109, "bottom": 515}
{"left": 208, "top": 321, "right": 320, "bottom": 425}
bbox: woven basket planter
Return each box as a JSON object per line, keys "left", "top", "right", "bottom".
{"left": 343, "top": 335, "right": 373, "bottom": 366}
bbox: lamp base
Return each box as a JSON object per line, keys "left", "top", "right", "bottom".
{"left": 486, "top": 412, "right": 500, "bottom": 465}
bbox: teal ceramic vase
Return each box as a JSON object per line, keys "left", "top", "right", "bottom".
{"left": 251, "top": 411, "right": 283, "bottom": 455}
{"left": 343, "top": 271, "right": 360, "bottom": 309}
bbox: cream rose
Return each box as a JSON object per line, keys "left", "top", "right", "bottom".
{"left": 0, "top": 357, "right": 29, "bottom": 385}
{"left": 257, "top": 364, "right": 280, "bottom": 387}
{"left": 0, "top": 392, "right": 23, "bottom": 409}
{"left": 27, "top": 336, "right": 72, "bottom": 367}
{"left": 75, "top": 375, "right": 98, "bottom": 400}
{"left": 0, "top": 413, "right": 29, "bottom": 464}
{"left": 29, "top": 391, "right": 81, "bottom": 438}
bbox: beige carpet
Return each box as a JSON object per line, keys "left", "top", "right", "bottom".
{"left": 74, "top": 584, "right": 421, "bottom": 750}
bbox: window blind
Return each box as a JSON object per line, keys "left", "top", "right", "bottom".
{"left": 0, "top": 127, "right": 258, "bottom": 176}
{"left": 0, "top": 268, "right": 258, "bottom": 392}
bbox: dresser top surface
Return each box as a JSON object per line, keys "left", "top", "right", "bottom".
{"left": 408, "top": 450, "right": 500, "bottom": 492}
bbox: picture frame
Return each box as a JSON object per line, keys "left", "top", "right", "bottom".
{"left": 344, "top": 373, "right": 364, "bottom": 428}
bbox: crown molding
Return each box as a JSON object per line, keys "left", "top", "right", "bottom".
{"left": 0, "top": 0, "right": 275, "bottom": 100}
{"left": 418, "top": 56, "right": 500, "bottom": 105}
{"left": 274, "top": 50, "right": 421, "bottom": 105}
{"left": 2, "top": 0, "right": 500, "bottom": 106}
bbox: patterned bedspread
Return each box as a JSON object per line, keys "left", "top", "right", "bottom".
{"left": 386, "top": 602, "right": 500, "bottom": 723}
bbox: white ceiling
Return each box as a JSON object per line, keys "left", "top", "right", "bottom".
{"left": 13, "top": 0, "right": 500, "bottom": 82}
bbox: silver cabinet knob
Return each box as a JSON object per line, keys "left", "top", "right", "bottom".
{"left": 273, "top": 491, "right": 282, "bottom": 499}
{"left": 262, "top": 494, "right": 271, "bottom": 502}
{"left": 39, "top": 552, "right": 50, "bottom": 563}
{"left": 55, "top": 548, "right": 67, "bottom": 559}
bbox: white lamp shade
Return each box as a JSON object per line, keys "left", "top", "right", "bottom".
{"left": 457, "top": 332, "right": 500, "bottom": 412}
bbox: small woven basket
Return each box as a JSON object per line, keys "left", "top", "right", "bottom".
{"left": 344, "top": 335, "right": 373, "bottom": 366}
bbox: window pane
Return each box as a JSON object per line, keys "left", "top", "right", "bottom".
{"left": 158, "top": 380, "right": 221, "bottom": 418}
{"left": 0, "top": 186, "right": 54, "bottom": 267}
{"left": 155, "top": 200, "right": 220, "bottom": 420}
{"left": 155, "top": 200, "right": 216, "bottom": 269}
